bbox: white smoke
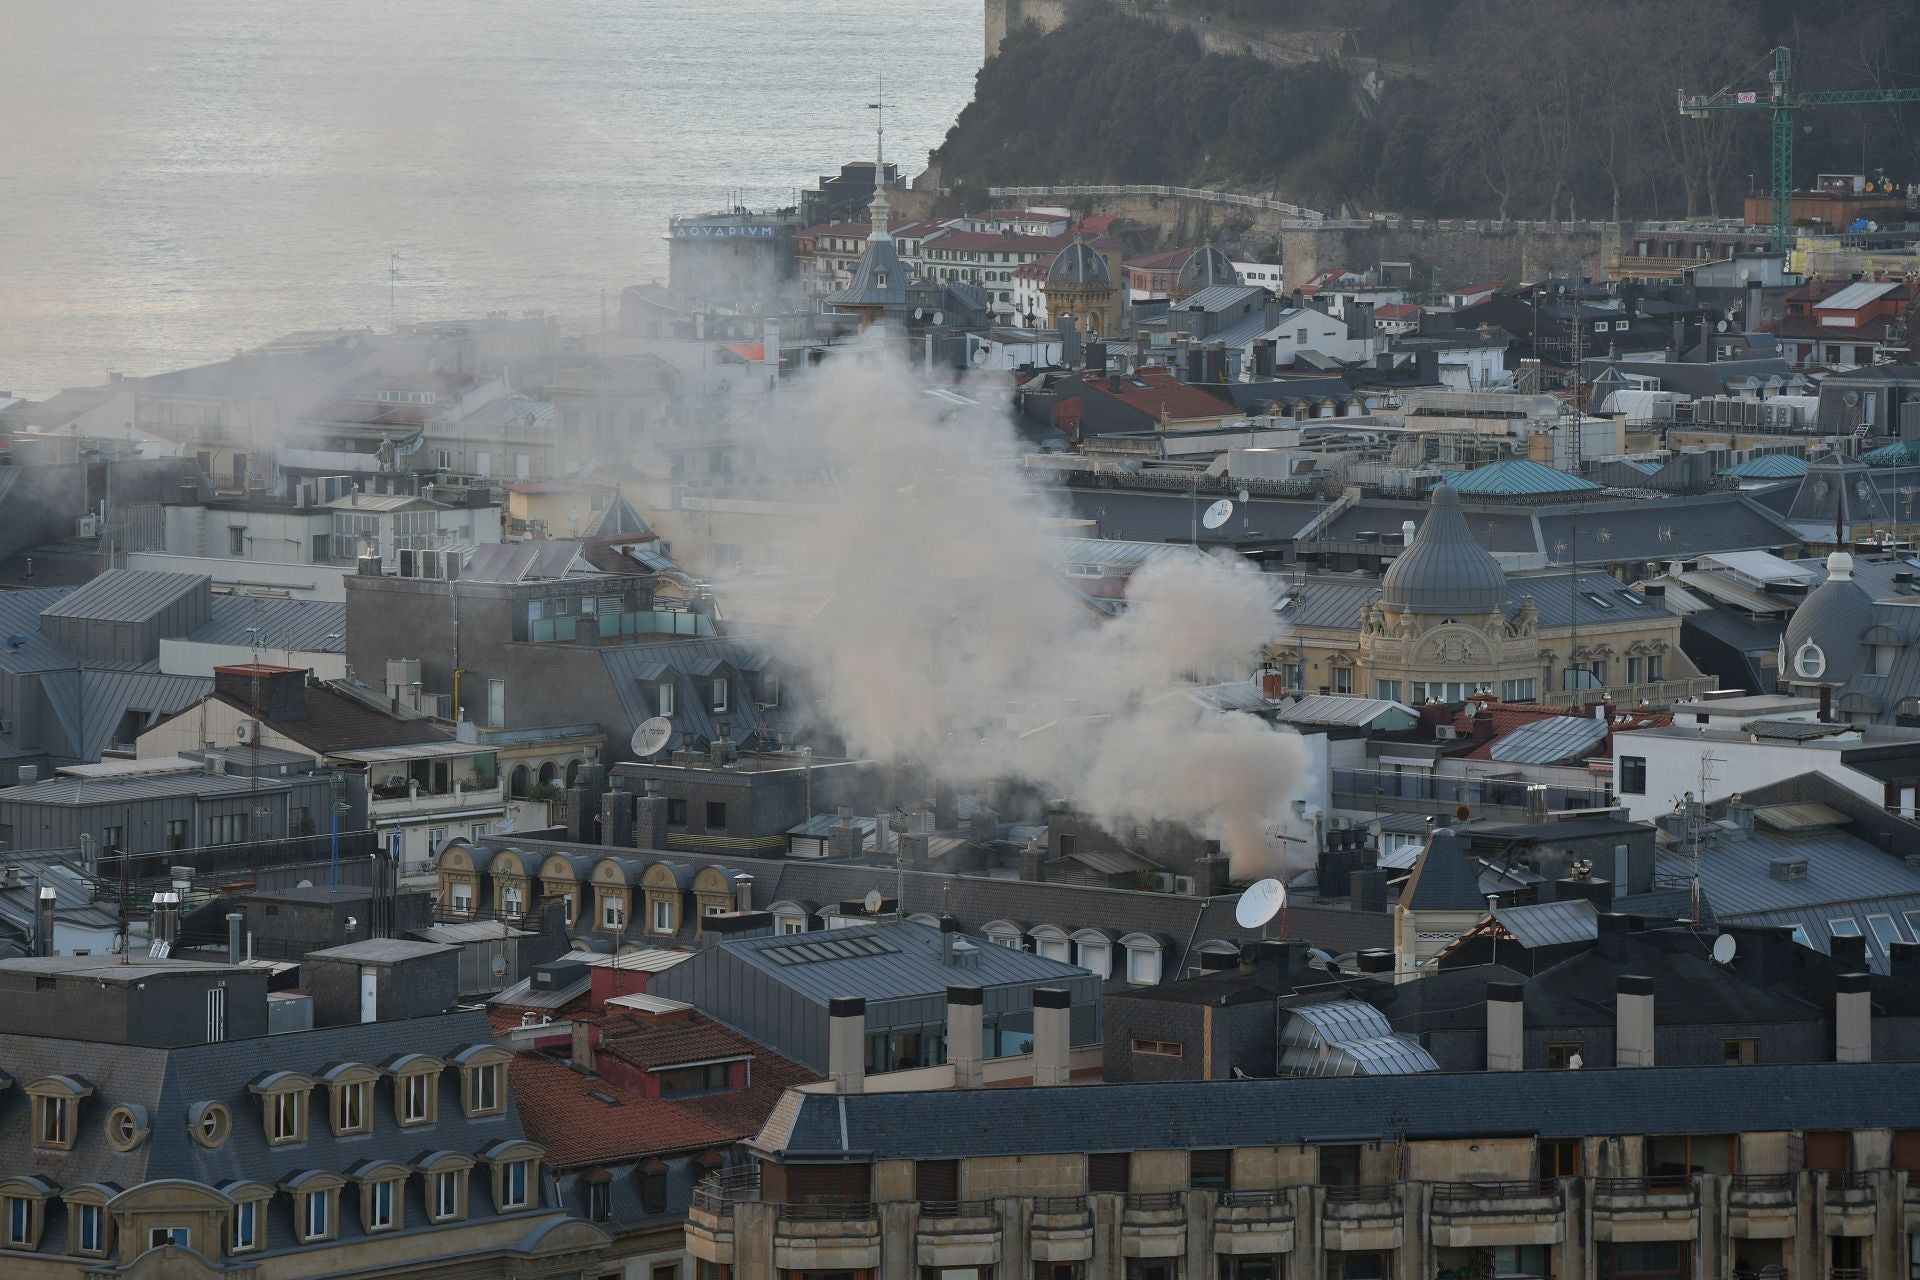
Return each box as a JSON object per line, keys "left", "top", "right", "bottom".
{"left": 726, "top": 340, "right": 1315, "bottom": 880}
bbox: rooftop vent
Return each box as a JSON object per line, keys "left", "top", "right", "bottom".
{"left": 1768, "top": 857, "right": 1809, "bottom": 882}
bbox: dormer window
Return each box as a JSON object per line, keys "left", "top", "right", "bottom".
{"left": 1794, "top": 640, "right": 1827, "bottom": 680}
{"left": 0, "top": 1179, "right": 52, "bottom": 1251}
{"left": 249, "top": 1072, "right": 314, "bottom": 1146}
{"left": 323, "top": 1064, "right": 381, "bottom": 1136}
{"left": 386, "top": 1055, "right": 444, "bottom": 1127}
{"left": 27, "top": 1076, "right": 93, "bottom": 1152}
{"left": 451, "top": 1045, "right": 513, "bottom": 1118}
{"left": 281, "top": 1171, "right": 347, "bottom": 1244}
{"left": 416, "top": 1152, "right": 477, "bottom": 1223}
{"left": 712, "top": 676, "right": 729, "bottom": 712}
{"left": 481, "top": 1139, "right": 544, "bottom": 1213}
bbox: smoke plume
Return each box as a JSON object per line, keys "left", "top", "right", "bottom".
{"left": 731, "top": 342, "right": 1315, "bottom": 880}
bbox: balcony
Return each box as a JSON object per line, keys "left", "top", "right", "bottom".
{"left": 916, "top": 1201, "right": 1001, "bottom": 1270}
{"left": 1322, "top": 1185, "right": 1403, "bottom": 1252}
{"left": 1122, "top": 1192, "right": 1188, "bottom": 1259}
{"left": 1823, "top": 1171, "right": 1877, "bottom": 1237}
{"left": 1729, "top": 1173, "right": 1798, "bottom": 1240}
{"left": 1031, "top": 1196, "right": 1092, "bottom": 1263}
{"left": 1591, "top": 1177, "right": 1698, "bottom": 1242}
{"left": 1429, "top": 1180, "right": 1562, "bottom": 1247}
{"left": 686, "top": 1169, "right": 758, "bottom": 1265}
{"left": 1214, "top": 1188, "right": 1295, "bottom": 1256}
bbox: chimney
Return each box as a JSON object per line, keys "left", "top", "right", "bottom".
{"left": 1555, "top": 875, "right": 1613, "bottom": 910}
{"left": 828, "top": 997, "right": 866, "bottom": 1093}
{"left": 1487, "top": 981, "right": 1525, "bottom": 1070}
{"left": 1253, "top": 338, "right": 1276, "bottom": 378}
{"left": 571, "top": 1019, "right": 596, "bottom": 1073}
{"left": 1889, "top": 940, "right": 1920, "bottom": 984}
{"left": 602, "top": 788, "right": 634, "bottom": 847}
{"left": 35, "top": 886, "right": 56, "bottom": 956}
{"left": 634, "top": 786, "right": 670, "bottom": 849}
{"left": 1596, "top": 911, "right": 1629, "bottom": 960}
{"left": 1186, "top": 344, "right": 1206, "bottom": 385}
{"left": 1355, "top": 949, "right": 1395, "bottom": 979}
{"left": 898, "top": 832, "right": 931, "bottom": 869}
{"left": 1835, "top": 972, "right": 1872, "bottom": 1063}
{"left": 940, "top": 914, "right": 958, "bottom": 966}
{"left": 227, "top": 912, "right": 245, "bottom": 964}
{"left": 1084, "top": 341, "right": 1107, "bottom": 373}
{"left": 1830, "top": 933, "right": 1868, "bottom": 972}
{"left": 1615, "top": 974, "right": 1655, "bottom": 1067}
{"left": 826, "top": 812, "right": 861, "bottom": 860}
{"left": 1032, "top": 987, "right": 1072, "bottom": 1086}
{"left": 733, "top": 873, "right": 754, "bottom": 914}
{"left": 1018, "top": 837, "right": 1046, "bottom": 883}
{"left": 947, "top": 985, "right": 984, "bottom": 1088}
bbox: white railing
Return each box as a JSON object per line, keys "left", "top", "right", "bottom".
{"left": 988, "top": 184, "right": 1326, "bottom": 223}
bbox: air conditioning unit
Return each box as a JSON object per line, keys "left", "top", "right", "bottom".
{"left": 1435, "top": 725, "right": 1458, "bottom": 740}
{"left": 236, "top": 721, "right": 257, "bottom": 745}
{"left": 1173, "top": 875, "right": 1197, "bottom": 896}
{"left": 16, "top": 765, "right": 38, "bottom": 784}
{"left": 1154, "top": 872, "right": 1177, "bottom": 893}
{"left": 76, "top": 515, "right": 98, "bottom": 538}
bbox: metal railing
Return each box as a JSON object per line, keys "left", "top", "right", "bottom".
{"left": 1032, "top": 1196, "right": 1089, "bottom": 1215}
{"left": 691, "top": 1167, "right": 759, "bottom": 1216}
{"left": 779, "top": 1201, "right": 877, "bottom": 1223}
{"left": 919, "top": 1200, "right": 996, "bottom": 1220}
{"left": 1432, "top": 1179, "right": 1559, "bottom": 1200}
{"left": 1124, "top": 1192, "right": 1186, "bottom": 1212}
{"left": 1324, "top": 1184, "right": 1398, "bottom": 1203}
{"left": 1826, "top": 1170, "right": 1876, "bottom": 1192}
{"left": 1333, "top": 767, "right": 1610, "bottom": 812}
{"left": 1593, "top": 1176, "right": 1696, "bottom": 1198}
{"left": 1218, "top": 1188, "right": 1286, "bottom": 1208}
{"left": 1730, "top": 1173, "right": 1796, "bottom": 1194}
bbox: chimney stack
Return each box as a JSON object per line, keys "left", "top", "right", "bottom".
{"left": 733, "top": 873, "right": 754, "bottom": 914}
{"left": 828, "top": 997, "right": 866, "bottom": 1094}
{"left": 947, "top": 985, "right": 984, "bottom": 1088}
{"left": 571, "top": 1019, "right": 597, "bottom": 1073}
{"left": 1596, "top": 912, "right": 1630, "bottom": 961}
{"left": 1830, "top": 933, "right": 1868, "bottom": 972}
{"left": 940, "top": 914, "right": 957, "bottom": 966}
{"left": 1889, "top": 940, "right": 1920, "bottom": 984}
{"left": 1032, "top": 987, "right": 1072, "bottom": 1086}
{"left": 1615, "top": 974, "right": 1655, "bottom": 1067}
{"left": 227, "top": 912, "right": 245, "bottom": 964}
{"left": 1486, "top": 981, "right": 1525, "bottom": 1070}
{"left": 1835, "top": 972, "right": 1872, "bottom": 1063}
{"left": 35, "top": 886, "right": 57, "bottom": 956}
{"left": 634, "top": 785, "right": 670, "bottom": 849}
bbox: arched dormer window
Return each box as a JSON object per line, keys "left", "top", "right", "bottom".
{"left": 27, "top": 1075, "right": 93, "bottom": 1151}
{"left": 247, "top": 1071, "right": 314, "bottom": 1146}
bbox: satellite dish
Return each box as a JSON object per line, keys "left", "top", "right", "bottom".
{"left": 1235, "top": 878, "right": 1286, "bottom": 930}
{"left": 913, "top": 308, "right": 925, "bottom": 321}
{"left": 932, "top": 310, "right": 945, "bottom": 327}
{"left": 1202, "top": 499, "right": 1234, "bottom": 530}
{"left": 1715, "top": 319, "right": 1728, "bottom": 333}
{"left": 631, "top": 717, "right": 673, "bottom": 758}
{"left": 862, "top": 889, "right": 884, "bottom": 915}
{"left": 1712, "top": 934, "right": 1738, "bottom": 965}
{"left": 972, "top": 347, "right": 988, "bottom": 363}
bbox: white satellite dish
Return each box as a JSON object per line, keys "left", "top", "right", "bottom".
{"left": 1235, "top": 878, "right": 1286, "bottom": 930}
{"left": 631, "top": 717, "right": 673, "bottom": 759}
{"left": 1202, "top": 498, "right": 1234, "bottom": 530}
{"left": 1711, "top": 934, "right": 1737, "bottom": 965}
{"left": 862, "top": 888, "right": 884, "bottom": 915}
{"left": 932, "top": 310, "right": 945, "bottom": 327}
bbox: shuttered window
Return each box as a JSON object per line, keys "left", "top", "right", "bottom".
{"left": 1190, "top": 1148, "right": 1232, "bottom": 1190}
{"left": 1087, "top": 1152, "right": 1130, "bottom": 1194}
{"left": 1803, "top": 1132, "right": 1849, "bottom": 1172}
{"left": 1894, "top": 1131, "right": 1920, "bottom": 1172}
{"left": 915, "top": 1160, "right": 959, "bottom": 1203}
{"left": 787, "top": 1163, "right": 872, "bottom": 1204}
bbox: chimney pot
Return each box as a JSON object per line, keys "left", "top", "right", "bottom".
{"left": 1031, "top": 987, "right": 1072, "bottom": 1086}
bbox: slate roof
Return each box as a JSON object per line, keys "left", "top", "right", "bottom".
{"left": 192, "top": 595, "right": 347, "bottom": 651}
{"left": 703, "top": 920, "right": 1093, "bottom": 1005}
{"left": 0, "top": 1008, "right": 553, "bottom": 1256}
{"left": 1050, "top": 488, "right": 1324, "bottom": 543}
{"left": 1492, "top": 898, "right": 1599, "bottom": 948}
{"left": 1401, "top": 834, "right": 1487, "bottom": 911}
{"left": 761, "top": 1060, "right": 1920, "bottom": 1158}
{"left": 1381, "top": 486, "right": 1508, "bottom": 614}
{"left": 599, "top": 637, "right": 786, "bottom": 753}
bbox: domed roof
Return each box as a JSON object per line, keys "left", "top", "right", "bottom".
{"left": 1175, "top": 246, "right": 1237, "bottom": 292}
{"left": 1782, "top": 551, "right": 1875, "bottom": 686}
{"left": 1047, "top": 238, "right": 1111, "bottom": 286}
{"left": 1380, "top": 484, "right": 1508, "bottom": 614}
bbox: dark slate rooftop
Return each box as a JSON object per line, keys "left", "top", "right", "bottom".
{"left": 763, "top": 1060, "right": 1920, "bottom": 1158}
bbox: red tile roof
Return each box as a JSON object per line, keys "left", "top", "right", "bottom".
{"left": 1125, "top": 249, "right": 1192, "bottom": 271}
{"left": 1078, "top": 367, "right": 1238, "bottom": 422}
{"left": 208, "top": 685, "right": 449, "bottom": 756}
{"left": 599, "top": 1014, "right": 759, "bottom": 1073}
{"left": 510, "top": 1055, "right": 734, "bottom": 1167}
{"left": 1373, "top": 303, "right": 1423, "bottom": 320}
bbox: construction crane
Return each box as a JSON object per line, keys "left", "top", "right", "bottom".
{"left": 1680, "top": 46, "right": 1920, "bottom": 254}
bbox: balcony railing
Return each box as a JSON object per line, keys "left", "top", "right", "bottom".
{"left": 919, "top": 1201, "right": 996, "bottom": 1221}
{"left": 1730, "top": 1173, "right": 1795, "bottom": 1194}
{"left": 780, "top": 1201, "right": 876, "bottom": 1222}
{"left": 1032, "top": 1196, "right": 1089, "bottom": 1215}
{"left": 1324, "top": 1184, "right": 1398, "bottom": 1203}
{"left": 1593, "top": 1176, "right": 1696, "bottom": 1200}
{"left": 1124, "top": 1192, "right": 1186, "bottom": 1212}
{"left": 1432, "top": 1179, "right": 1559, "bottom": 1201}
{"left": 1827, "top": 1170, "right": 1875, "bottom": 1193}
{"left": 1333, "top": 768, "right": 1609, "bottom": 812}
{"left": 1219, "top": 1189, "right": 1288, "bottom": 1208}
{"left": 691, "top": 1167, "right": 760, "bottom": 1216}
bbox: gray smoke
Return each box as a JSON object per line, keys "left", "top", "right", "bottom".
{"left": 732, "top": 342, "right": 1315, "bottom": 880}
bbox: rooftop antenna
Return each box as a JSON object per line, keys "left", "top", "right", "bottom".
{"left": 1235, "top": 877, "right": 1286, "bottom": 940}
{"left": 389, "top": 253, "right": 400, "bottom": 333}
{"left": 867, "top": 77, "right": 885, "bottom": 175}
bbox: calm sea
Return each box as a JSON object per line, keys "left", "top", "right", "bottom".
{"left": 0, "top": 0, "right": 985, "bottom": 399}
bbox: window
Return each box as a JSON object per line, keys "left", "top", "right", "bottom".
{"left": 1219, "top": 1261, "right": 1282, "bottom": 1280}
{"left": 434, "top": 1170, "right": 462, "bottom": 1221}
{"left": 1125, "top": 944, "right": 1161, "bottom": 985}
{"left": 652, "top": 898, "right": 674, "bottom": 933}
{"left": 1545, "top": 1042, "right": 1583, "bottom": 1069}
{"left": 1647, "top": 655, "right": 1663, "bottom": 682}
{"left": 77, "top": 1202, "right": 106, "bottom": 1254}
{"left": 190, "top": 1101, "right": 231, "bottom": 1148}
{"left": 1723, "top": 1038, "right": 1758, "bottom": 1065}
{"left": 450, "top": 883, "right": 474, "bottom": 914}
{"left": 102, "top": 825, "right": 123, "bottom": 853}
{"left": 271, "top": 1091, "right": 302, "bottom": 1143}
{"left": 655, "top": 1062, "right": 731, "bottom": 1098}
{"left": 1331, "top": 666, "right": 1353, "bottom": 694}
{"left": 400, "top": 1071, "right": 434, "bottom": 1125}
{"left": 148, "top": 1226, "right": 190, "bottom": 1249}
{"left": 231, "top": 1199, "right": 258, "bottom": 1251}
{"left": 1619, "top": 756, "right": 1647, "bottom": 795}
{"left": 587, "top": 1179, "right": 611, "bottom": 1221}
{"left": 705, "top": 801, "right": 727, "bottom": 831}
{"left": 1539, "top": 1138, "right": 1581, "bottom": 1178}
{"left": 1376, "top": 680, "right": 1402, "bottom": 702}
{"left": 1868, "top": 914, "right": 1905, "bottom": 954}
{"left": 667, "top": 798, "right": 688, "bottom": 825}
{"left": 37, "top": 1097, "right": 69, "bottom": 1147}
{"left": 1627, "top": 657, "right": 1641, "bottom": 683}
{"left": 1501, "top": 678, "right": 1536, "bottom": 701}
{"left": 1132, "top": 1038, "right": 1184, "bottom": 1058}
{"left": 333, "top": 1080, "right": 370, "bottom": 1135}
{"left": 601, "top": 895, "right": 626, "bottom": 930}
{"left": 470, "top": 1063, "right": 503, "bottom": 1116}
{"left": 779, "top": 915, "right": 806, "bottom": 935}
{"left": 1492, "top": 1245, "right": 1552, "bottom": 1277}
{"left": 6, "top": 1197, "right": 30, "bottom": 1246}
{"left": 711, "top": 677, "right": 729, "bottom": 712}
{"left": 1600, "top": 1242, "right": 1689, "bottom": 1280}
{"left": 302, "top": 1192, "right": 329, "bottom": 1241}
{"left": 166, "top": 818, "right": 189, "bottom": 850}
{"left": 1830, "top": 918, "right": 1864, "bottom": 940}
{"left": 501, "top": 884, "right": 522, "bottom": 916}
{"left": 502, "top": 1159, "right": 532, "bottom": 1210}
{"left": 656, "top": 680, "right": 675, "bottom": 717}
{"left": 230, "top": 527, "right": 246, "bottom": 555}
{"left": 1190, "top": 1149, "right": 1232, "bottom": 1190}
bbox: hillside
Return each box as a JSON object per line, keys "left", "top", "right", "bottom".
{"left": 936, "top": 0, "right": 1920, "bottom": 221}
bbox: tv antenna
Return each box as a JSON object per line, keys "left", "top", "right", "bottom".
{"left": 1235, "top": 877, "right": 1286, "bottom": 939}
{"left": 1202, "top": 498, "right": 1234, "bottom": 531}
{"left": 630, "top": 717, "right": 672, "bottom": 759}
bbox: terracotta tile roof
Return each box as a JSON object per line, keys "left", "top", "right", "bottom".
{"left": 1078, "top": 366, "right": 1238, "bottom": 422}
{"left": 1125, "top": 248, "right": 1192, "bottom": 271}
{"left": 509, "top": 1055, "right": 734, "bottom": 1167}
{"left": 599, "top": 1014, "right": 760, "bottom": 1073}
{"left": 210, "top": 685, "right": 449, "bottom": 756}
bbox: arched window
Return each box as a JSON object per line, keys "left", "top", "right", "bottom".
{"left": 509, "top": 765, "right": 530, "bottom": 799}
{"left": 537, "top": 762, "right": 558, "bottom": 788}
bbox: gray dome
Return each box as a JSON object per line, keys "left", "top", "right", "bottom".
{"left": 1047, "top": 239, "right": 1111, "bottom": 286}
{"left": 1782, "top": 551, "right": 1875, "bottom": 685}
{"left": 1380, "top": 484, "right": 1507, "bottom": 614}
{"left": 1176, "top": 246, "right": 1237, "bottom": 292}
